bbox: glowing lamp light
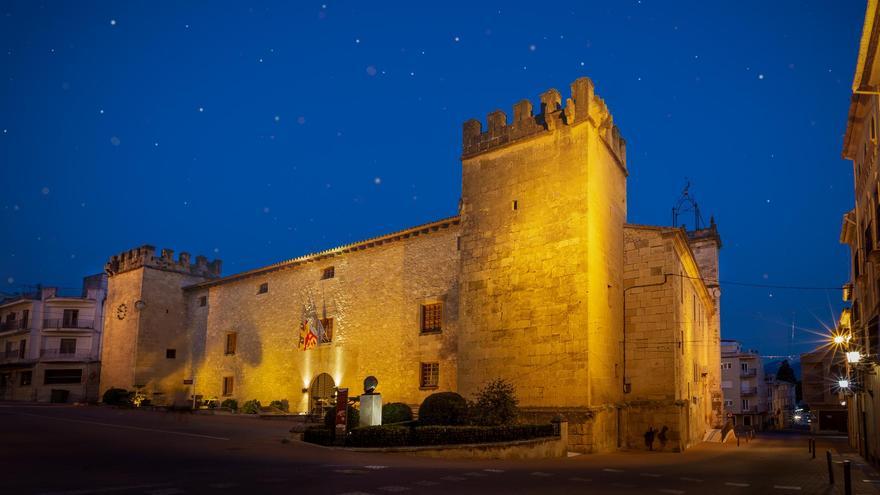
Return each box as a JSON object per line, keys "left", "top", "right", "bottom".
{"left": 846, "top": 351, "right": 862, "bottom": 364}
{"left": 838, "top": 379, "right": 850, "bottom": 389}
{"left": 833, "top": 334, "right": 846, "bottom": 345}
{"left": 841, "top": 401, "right": 847, "bottom": 407}
{"left": 793, "top": 415, "right": 802, "bottom": 421}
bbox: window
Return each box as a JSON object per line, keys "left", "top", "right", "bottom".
{"left": 421, "top": 303, "right": 442, "bottom": 333}
{"left": 18, "top": 339, "right": 25, "bottom": 358}
{"left": 319, "top": 318, "right": 333, "bottom": 344}
{"left": 722, "top": 362, "right": 732, "bottom": 370}
{"left": 59, "top": 338, "right": 76, "bottom": 355}
{"left": 225, "top": 333, "right": 237, "bottom": 355}
{"left": 321, "top": 266, "right": 335, "bottom": 280}
{"left": 724, "top": 399, "right": 733, "bottom": 407}
{"left": 742, "top": 399, "right": 750, "bottom": 410}
{"left": 21, "top": 309, "right": 28, "bottom": 329}
{"left": 199, "top": 296, "right": 207, "bottom": 307}
{"left": 258, "top": 283, "right": 269, "bottom": 294}
{"left": 4, "top": 341, "right": 12, "bottom": 357}
{"left": 740, "top": 362, "right": 748, "bottom": 372}
{"left": 222, "top": 376, "right": 234, "bottom": 396}
{"left": 44, "top": 369, "right": 82, "bottom": 384}
{"left": 20, "top": 371, "right": 32, "bottom": 386}
{"left": 6, "top": 312, "right": 15, "bottom": 322}
{"left": 166, "top": 349, "right": 176, "bottom": 359}
{"left": 62, "top": 309, "right": 79, "bottom": 328}
{"left": 420, "top": 362, "right": 439, "bottom": 388}
{"left": 512, "top": 200, "right": 518, "bottom": 210}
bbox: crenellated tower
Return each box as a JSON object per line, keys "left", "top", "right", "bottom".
{"left": 457, "top": 77, "right": 628, "bottom": 452}
{"left": 100, "top": 245, "right": 221, "bottom": 404}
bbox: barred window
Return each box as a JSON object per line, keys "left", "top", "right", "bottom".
{"left": 319, "top": 318, "right": 333, "bottom": 344}
{"left": 421, "top": 303, "right": 442, "bottom": 333}
{"left": 258, "top": 282, "right": 269, "bottom": 294}
{"left": 222, "top": 376, "right": 234, "bottom": 396}
{"left": 322, "top": 266, "right": 335, "bottom": 280}
{"left": 420, "top": 362, "right": 439, "bottom": 388}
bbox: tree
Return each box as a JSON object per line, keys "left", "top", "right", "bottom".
{"left": 471, "top": 378, "right": 519, "bottom": 426}
{"left": 776, "top": 360, "right": 797, "bottom": 383}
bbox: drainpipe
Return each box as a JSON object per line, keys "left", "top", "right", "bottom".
{"left": 622, "top": 274, "right": 671, "bottom": 394}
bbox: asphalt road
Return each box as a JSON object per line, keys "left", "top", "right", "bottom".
{"left": 1, "top": 404, "right": 878, "bottom": 495}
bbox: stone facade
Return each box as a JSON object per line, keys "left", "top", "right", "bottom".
{"left": 622, "top": 225, "right": 721, "bottom": 451}
{"left": 100, "top": 77, "right": 722, "bottom": 453}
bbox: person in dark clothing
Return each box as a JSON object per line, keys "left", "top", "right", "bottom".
{"left": 644, "top": 426, "right": 655, "bottom": 451}
{"left": 658, "top": 426, "right": 669, "bottom": 451}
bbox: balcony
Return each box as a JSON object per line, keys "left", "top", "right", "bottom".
{"left": 0, "top": 352, "right": 30, "bottom": 364}
{"left": 740, "top": 369, "right": 757, "bottom": 378}
{"left": 39, "top": 349, "right": 94, "bottom": 361}
{"left": 740, "top": 387, "right": 758, "bottom": 397}
{"left": 0, "top": 320, "right": 30, "bottom": 332}
{"left": 42, "top": 319, "right": 95, "bottom": 331}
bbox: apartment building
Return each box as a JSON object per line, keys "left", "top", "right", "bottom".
{"left": 720, "top": 340, "right": 768, "bottom": 429}
{"left": 0, "top": 274, "right": 107, "bottom": 403}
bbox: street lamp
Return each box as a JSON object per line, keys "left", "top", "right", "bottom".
{"left": 846, "top": 351, "right": 862, "bottom": 364}
{"left": 833, "top": 334, "right": 846, "bottom": 345}
{"left": 838, "top": 379, "right": 850, "bottom": 389}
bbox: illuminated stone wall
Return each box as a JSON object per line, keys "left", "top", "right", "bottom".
{"left": 457, "top": 78, "right": 627, "bottom": 452}
{"left": 622, "top": 225, "right": 720, "bottom": 451}
{"left": 190, "top": 220, "right": 460, "bottom": 412}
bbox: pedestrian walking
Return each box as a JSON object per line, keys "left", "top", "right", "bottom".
{"left": 644, "top": 426, "right": 655, "bottom": 451}
{"left": 658, "top": 426, "right": 668, "bottom": 451}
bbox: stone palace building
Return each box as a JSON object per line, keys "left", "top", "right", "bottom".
{"left": 99, "top": 77, "right": 723, "bottom": 452}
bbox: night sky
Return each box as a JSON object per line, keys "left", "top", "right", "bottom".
{"left": 0, "top": 1, "right": 865, "bottom": 357}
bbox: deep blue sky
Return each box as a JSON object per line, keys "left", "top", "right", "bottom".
{"left": 0, "top": 1, "right": 864, "bottom": 356}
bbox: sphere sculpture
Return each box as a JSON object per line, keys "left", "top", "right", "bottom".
{"left": 364, "top": 375, "right": 378, "bottom": 394}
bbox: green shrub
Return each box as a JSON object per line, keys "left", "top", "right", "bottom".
{"left": 323, "top": 405, "right": 360, "bottom": 430}
{"left": 348, "top": 425, "right": 410, "bottom": 447}
{"left": 410, "top": 424, "right": 555, "bottom": 446}
{"left": 470, "top": 378, "right": 518, "bottom": 426}
{"left": 102, "top": 388, "right": 132, "bottom": 406}
{"left": 220, "top": 398, "right": 238, "bottom": 411}
{"left": 382, "top": 402, "right": 413, "bottom": 424}
{"left": 240, "top": 399, "right": 261, "bottom": 414}
{"left": 418, "top": 392, "right": 468, "bottom": 425}
{"left": 269, "top": 399, "right": 289, "bottom": 412}
{"left": 302, "top": 426, "right": 334, "bottom": 446}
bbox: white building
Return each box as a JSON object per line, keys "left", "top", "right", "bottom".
{"left": 765, "top": 373, "right": 797, "bottom": 429}
{"left": 0, "top": 274, "right": 106, "bottom": 403}
{"left": 720, "top": 340, "right": 769, "bottom": 429}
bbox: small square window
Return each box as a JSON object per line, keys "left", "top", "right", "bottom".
{"left": 222, "top": 376, "right": 234, "bottom": 396}
{"left": 166, "top": 349, "right": 176, "bottom": 359}
{"left": 258, "top": 283, "right": 269, "bottom": 294}
{"left": 512, "top": 200, "right": 518, "bottom": 210}
{"left": 322, "top": 266, "right": 335, "bottom": 280}
{"left": 421, "top": 303, "right": 442, "bottom": 334}
{"left": 59, "top": 338, "right": 76, "bottom": 355}
{"left": 199, "top": 296, "right": 207, "bottom": 307}
{"left": 420, "top": 362, "right": 439, "bottom": 388}
{"left": 225, "top": 333, "right": 237, "bottom": 355}
{"left": 20, "top": 371, "right": 32, "bottom": 386}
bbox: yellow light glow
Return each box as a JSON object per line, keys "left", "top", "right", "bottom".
{"left": 833, "top": 334, "right": 846, "bottom": 345}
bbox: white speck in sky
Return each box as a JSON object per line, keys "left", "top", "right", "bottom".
{"left": 766, "top": 199, "right": 771, "bottom": 204}
{"left": 198, "top": 107, "right": 204, "bottom": 112}
{"left": 2, "top": 129, "right": 6, "bottom": 134}
{"left": 454, "top": 36, "right": 460, "bottom": 42}
{"left": 110, "top": 136, "right": 121, "bottom": 146}
{"left": 297, "top": 116, "right": 305, "bottom": 125}
{"left": 263, "top": 207, "right": 270, "bottom": 213}
{"left": 110, "top": 19, "right": 117, "bottom": 26}
{"left": 374, "top": 177, "right": 381, "bottom": 185}
{"left": 410, "top": 71, "right": 415, "bottom": 76}
{"left": 366, "top": 65, "right": 377, "bottom": 76}
{"left": 214, "top": 247, "right": 220, "bottom": 253}
{"left": 355, "top": 38, "right": 361, "bottom": 44}
{"left": 41, "top": 187, "right": 49, "bottom": 195}
{"left": 274, "top": 115, "right": 281, "bottom": 122}
{"left": 154, "top": 141, "right": 159, "bottom": 147}
{"left": 258, "top": 58, "right": 264, "bottom": 63}
{"left": 6, "top": 277, "right": 13, "bottom": 284}
{"left": 99, "top": 109, "right": 104, "bottom": 114}
{"left": 758, "top": 74, "right": 764, "bottom": 80}
{"left": 529, "top": 44, "right": 536, "bottom": 52}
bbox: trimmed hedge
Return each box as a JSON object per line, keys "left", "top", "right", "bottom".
{"left": 410, "top": 424, "right": 556, "bottom": 446}
{"left": 348, "top": 425, "right": 410, "bottom": 447}
{"left": 302, "top": 426, "right": 334, "bottom": 446}
{"left": 382, "top": 402, "right": 413, "bottom": 424}
{"left": 418, "top": 392, "right": 468, "bottom": 426}
{"left": 324, "top": 405, "right": 360, "bottom": 430}
{"left": 269, "top": 399, "right": 289, "bottom": 412}
{"left": 102, "top": 388, "right": 132, "bottom": 406}
{"left": 240, "top": 399, "right": 261, "bottom": 414}
{"left": 220, "top": 398, "right": 238, "bottom": 411}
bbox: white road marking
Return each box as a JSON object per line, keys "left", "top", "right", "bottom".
{"left": 773, "top": 486, "right": 801, "bottom": 491}
{"left": 364, "top": 465, "right": 389, "bottom": 470}
{"left": 17, "top": 412, "right": 229, "bottom": 441}
{"left": 338, "top": 492, "right": 374, "bottom": 495}
{"left": 567, "top": 451, "right": 582, "bottom": 457}
{"left": 603, "top": 468, "right": 625, "bottom": 473}
{"left": 569, "top": 477, "right": 592, "bottom": 482}
{"left": 483, "top": 469, "right": 505, "bottom": 473}
{"left": 463, "top": 472, "right": 486, "bottom": 477}
{"left": 680, "top": 477, "right": 703, "bottom": 483}
{"left": 611, "top": 483, "right": 636, "bottom": 488}
{"left": 864, "top": 479, "right": 880, "bottom": 483}
{"left": 640, "top": 472, "right": 662, "bottom": 477}
{"left": 335, "top": 469, "right": 368, "bottom": 474}
{"left": 725, "top": 482, "right": 750, "bottom": 487}
{"left": 659, "top": 490, "right": 685, "bottom": 495}
{"left": 530, "top": 472, "right": 553, "bottom": 477}
{"left": 38, "top": 484, "right": 173, "bottom": 495}
{"left": 413, "top": 481, "right": 438, "bottom": 487}
{"left": 377, "top": 487, "right": 409, "bottom": 492}
{"left": 440, "top": 476, "right": 466, "bottom": 482}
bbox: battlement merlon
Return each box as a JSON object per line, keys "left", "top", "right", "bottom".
{"left": 461, "top": 77, "right": 627, "bottom": 166}
{"left": 104, "top": 245, "right": 222, "bottom": 279}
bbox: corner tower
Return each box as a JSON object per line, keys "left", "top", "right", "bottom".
{"left": 100, "top": 246, "right": 221, "bottom": 404}
{"left": 457, "top": 77, "right": 628, "bottom": 452}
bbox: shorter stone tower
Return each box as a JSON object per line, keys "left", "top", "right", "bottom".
{"left": 100, "top": 245, "right": 221, "bottom": 405}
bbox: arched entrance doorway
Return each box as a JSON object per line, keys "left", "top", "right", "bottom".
{"left": 309, "top": 373, "right": 335, "bottom": 418}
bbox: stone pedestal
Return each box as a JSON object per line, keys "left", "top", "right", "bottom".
{"left": 360, "top": 393, "right": 382, "bottom": 427}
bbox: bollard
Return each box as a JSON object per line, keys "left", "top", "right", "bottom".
{"left": 736, "top": 435, "right": 740, "bottom": 447}
{"left": 812, "top": 439, "right": 816, "bottom": 459}
{"left": 826, "top": 450, "right": 835, "bottom": 484}
{"left": 808, "top": 438, "right": 812, "bottom": 453}
{"left": 843, "top": 460, "right": 852, "bottom": 495}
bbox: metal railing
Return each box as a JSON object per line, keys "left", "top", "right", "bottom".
{"left": 39, "top": 348, "right": 94, "bottom": 360}
{"left": 740, "top": 369, "right": 757, "bottom": 378}
{"left": 740, "top": 387, "right": 758, "bottom": 396}
{"left": 0, "top": 320, "right": 30, "bottom": 332}
{"left": 42, "top": 319, "right": 95, "bottom": 330}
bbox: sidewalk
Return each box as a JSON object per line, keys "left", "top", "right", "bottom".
{"left": 804, "top": 434, "right": 880, "bottom": 495}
